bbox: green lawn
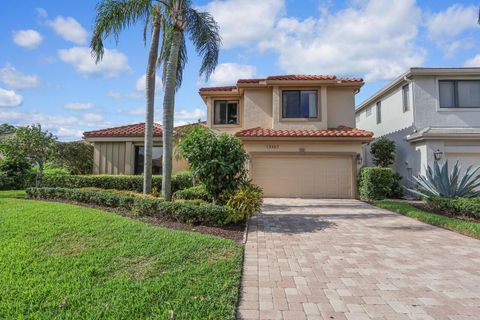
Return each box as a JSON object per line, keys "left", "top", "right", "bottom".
{"left": 375, "top": 199, "right": 480, "bottom": 240}
{"left": 0, "top": 191, "right": 243, "bottom": 319}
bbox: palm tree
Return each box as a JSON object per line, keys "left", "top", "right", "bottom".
{"left": 91, "top": 0, "right": 161, "bottom": 194}
{"left": 157, "top": 0, "right": 220, "bottom": 200}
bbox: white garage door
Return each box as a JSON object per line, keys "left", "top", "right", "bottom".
{"left": 446, "top": 153, "right": 480, "bottom": 172}
{"left": 251, "top": 155, "right": 354, "bottom": 198}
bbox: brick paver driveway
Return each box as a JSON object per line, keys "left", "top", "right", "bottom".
{"left": 237, "top": 198, "right": 480, "bottom": 320}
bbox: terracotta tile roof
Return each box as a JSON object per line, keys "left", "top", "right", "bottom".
{"left": 235, "top": 126, "right": 373, "bottom": 138}
{"left": 199, "top": 86, "right": 237, "bottom": 92}
{"left": 237, "top": 78, "right": 264, "bottom": 84}
{"left": 83, "top": 122, "right": 163, "bottom": 138}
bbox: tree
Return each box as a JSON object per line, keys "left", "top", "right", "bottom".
{"left": 370, "top": 137, "right": 395, "bottom": 167}
{"left": 91, "top": 0, "right": 161, "bottom": 194}
{"left": 177, "top": 126, "right": 247, "bottom": 203}
{"left": 158, "top": 0, "right": 221, "bottom": 201}
{"left": 0, "top": 123, "right": 15, "bottom": 135}
{"left": 54, "top": 141, "right": 94, "bottom": 174}
{"left": 0, "top": 124, "right": 56, "bottom": 187}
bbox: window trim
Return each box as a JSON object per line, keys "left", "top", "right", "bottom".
{"left": 402, "top": 84, "right": 410, "bottom": 112}
{"left": 213, "top": 99, "right": 240, "bottom": 125}
{"left": 376, "top": 101, "right": 382, "bottom": 124}
{"left": 439, "top": 79, "right": 480, "bottom": 109}
{"left": 280, "top": 89, "right": 320, "bottom": 121}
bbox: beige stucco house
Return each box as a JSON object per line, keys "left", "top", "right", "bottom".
{"left": 199, "top": 75, "right": 373, "bottom": 198}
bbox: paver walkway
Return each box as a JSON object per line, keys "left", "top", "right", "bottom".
{"left": 237, "top": 198, "right": 480, "bottom": 320}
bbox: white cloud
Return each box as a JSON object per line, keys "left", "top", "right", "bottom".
{"left": 47, "top": 16, "right": 88, "bottom": 44}
{"left": 108, "top": 91, "right": 143, "bottom": 100}
{"left": 135, "top": 74, "right": 162, "bottom": 92}
{"left": 200, "top": 0, "right": 285, "bottom": 48}
{"left": 175, "top": 108, "right": 205, "bottom": 120}
{"left": 83, "top": 113, "right": 104, "bottom": 123}
{"left": 426, "top": 4, "right": 478, "bottom": 39}
{"left": 0, "top": 88, "right": 23, "bottom": 107}
{"left": 0, "top": 64, "right": 40, "bottom": 90}
{"left": 36, "top": 8, "right": 48, "bottom": 19}
{"left": 465, "top": 54, "right": 480, "bottom": 67}
{"left": 208, "top": 63, "right": 257, "bottom": 86}
{"left": 117, "top": 107, "right": 146, "bottom": 116}
{"left": 12, "top": 29, "right": 43, "bottom": 49}
{"left": 56, "top": 127, "right": 83, "bottom": 139}
{"left": 259, "top": 0, "right": 425, "bottom": 81}
{"left": 58, "top": 46, "right": 131, "bottom": 78}
{"left": 109, "top": 74, "right": 161, "bottom": 101}
{"left": 64, "top": 102, "right": 95, "bottom": 110}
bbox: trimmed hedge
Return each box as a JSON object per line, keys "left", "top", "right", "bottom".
{"left": 26, "top": 187, "right": 233, "bottom": 226}
{"left": 173, "top": 185, "right": 211, "bottom": 201}
{"left": 358, "top": 167, "right": 396, "bottom": 200}
{"left": 426, "top": 196, "right": 480, "bottom": 220}
{"left": 40, "top": 171, "right": 193, "bottom": 192}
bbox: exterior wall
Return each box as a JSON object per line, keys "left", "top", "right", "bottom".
{"left": 243, "top": 88, "right": 273, "bottom": 129}
{"left": 92, "top": 141, "right": 186, "bottom": 175}
{"left": 206, "top": 94, "right": 243, "bottom": 135}
{"left": 413, "top": 75, "right": 480, "bottom": 129}
{"left": 327, "top": 87, "right": 357, "bottom": 128}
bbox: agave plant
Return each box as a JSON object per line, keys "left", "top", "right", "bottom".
{"left": 408, "top": 161, "right": 480, "bottom": 198}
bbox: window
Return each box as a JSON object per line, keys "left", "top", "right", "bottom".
{"left": 282, "top": 90, "right": 318, "bottom": 118}
{"left": 376, "top": 101, "right": 381, "bottom": 124}
{"left": 402, "top": 84, "right": 410, "bottom": 112}
{"left": 439, "top": 80, "right": 480, "bottom": 108}
{"left": 134, "top": 146, "right": 162, "bottom": 175}
{"left": 214, "top": 100, "right": 239, "bottom": 125}
{"left": 366, "top": 106, "right": 372, "bottom": 117}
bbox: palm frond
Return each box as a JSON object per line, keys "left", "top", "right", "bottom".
{"left": 91, "top": 0, "right": 152, "bottom": 62}
{"left": 185, "top": 7, "right": 221, "bottom": 80}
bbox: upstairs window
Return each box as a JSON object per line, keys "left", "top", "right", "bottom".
{"left": 439, "top": 80, "right": 480, "bottom": 108}
{"left": 402, "top": 84, "right": 410, "bottom": 112}
{"left": 282, "top": 90, "right": 318, "bottom": 118}
{"left": 214, "top": 100, "right": 239, "bottom": 125}
{"left": 376, "top": 101, "right": 382, "bottom": 124}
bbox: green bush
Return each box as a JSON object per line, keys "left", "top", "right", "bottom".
{"left": 0, "top": 157, "right": 33, "bottom": 190}
{"left": 225, "top": 183, "right": 263, "bottom": 223}
{"left": 370, "top": 137, "right": 396, "bottom": 167}
{"left": 389, "top": 172, "right": 404, "bottom": 198}
{"left": 25, "top": 187, "right": 233, "bottom": 226}
{"left": 40, "top": 172, "right": 193, "bottom": 192}
{"left": 173, "top": 184, "right": 211, "bottom": 201}
{"left": 358, "top": 167, "right": 396, "bottom": 200}
{"left": 426, "top": 196, "right": 480, "bottom": 219}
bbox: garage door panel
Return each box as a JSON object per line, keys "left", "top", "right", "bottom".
{"left": 251, "top": 155, "right": 353, "bottom": 198}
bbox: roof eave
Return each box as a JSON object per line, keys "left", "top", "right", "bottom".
{"left": 237, "top": 136, "right": 373, "bottom": 142}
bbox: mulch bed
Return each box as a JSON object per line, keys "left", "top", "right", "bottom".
{"left": 23, "top": 198, "right": 246, "bottom": 243}
{"left": 409, "top": 201, "right": 480, "bottom": 223}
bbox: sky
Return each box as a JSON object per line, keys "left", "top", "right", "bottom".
{"left": 0, "top": 0, "right": 479, "bottom": 141}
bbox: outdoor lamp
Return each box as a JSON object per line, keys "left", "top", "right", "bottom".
{"left": 433, "top": 149, "right": 443, "bottom": 161}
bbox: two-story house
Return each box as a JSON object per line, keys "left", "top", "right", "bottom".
{"left": 199, "top": 75, "right": 373, "bottom": 198}
{"left": 356, "top": 67, "right": 480, "bottom": 188}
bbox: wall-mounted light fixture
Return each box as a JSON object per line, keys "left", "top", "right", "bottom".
{"left": 433, "top": 149, "right": 443, "bottom": 161}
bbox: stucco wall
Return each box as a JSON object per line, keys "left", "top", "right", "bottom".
{"left": 243, "top": 88, "right": 272, "bottom": 129}
{"left": 413, "top": 75, "right": 480, "bottom": 129}
{"left": 327, "top": 88, "right": 356, "bottom": 128}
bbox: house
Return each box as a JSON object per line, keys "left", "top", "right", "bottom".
{"left": 356, "top": 67, "right": 480, "bottom": 188}
{"left": 199, "top": 75, "right": 373, "bottom": 198}
{"left": 83, "top": 122, "right": 192, "bottom": 175}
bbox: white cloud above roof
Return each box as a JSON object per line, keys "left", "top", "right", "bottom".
{"left": 58, "top": 46, "right": 131, "bottom": 78}
{"left": 208, "top": 63, "right": 256, "bottom": 86}
{"left": 12, "top": 29, "right": 43, "bottom": 49}
{"left": 0, "top": 88, "right": 23, "bottom": 107}
{"left": 0, "top": 64, "right": 40, "bottom": 90}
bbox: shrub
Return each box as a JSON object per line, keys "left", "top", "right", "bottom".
{"left": 358, "top": 167, "right": 396, "bottom": 200}
{"left": 409, "top": 161, "right": 480, "bottom": 198}
{"left": 370, "top": 137, "right": 396, "bottom": 167}
{"left": 426, "top": 196, "right": 480, "bottom": 220}
{"left": 225, "top": 183, "right": 263, "bottom": 223}
{"left": 0, "top": 157, "right": 33, "bottom": 190}
{"left": 173, "top": 184, "right": 211, "bottom": 201}
{"left": 389, "top": 172, "right": 404, "bottom": 198}
{"left": 176, "top": 126, "right": 248, "bottom": 203}
{"left": 25, "top": 187, "right": 233, "bottom": 226}
{"left": 40, "top": 172, "right": 193, "bottom": 193}
{"left": 53, "top": 141, "right": 94, "bottom": 174}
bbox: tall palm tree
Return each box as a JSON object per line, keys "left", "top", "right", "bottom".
{"left": 158, "top": 0, "right": 220, "bottom": 200}
{"left": 91, "top": 0, "right": 162, "bottom": 194}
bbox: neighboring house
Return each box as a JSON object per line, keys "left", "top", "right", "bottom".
{"left": 199, "top": 74, "right": 373, "bottom": 198}
{"left": 83, "top": 122, "right": 192, "bottom": 175}
{"left": 356, "top": 67, "right": 480, "bottom": 188}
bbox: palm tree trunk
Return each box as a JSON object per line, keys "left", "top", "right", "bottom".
{"left": 161, "top": 28, "right": 182, "bottom": 201}
{"left": 143, "top": 14, "right": 161, "bottom": 194}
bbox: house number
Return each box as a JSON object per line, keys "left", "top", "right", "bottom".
{"left": 266, "top": 144, "right": 279, "bottom": 149}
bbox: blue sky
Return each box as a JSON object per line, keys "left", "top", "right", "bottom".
{"left": 0, "top": 0, "right": 479, "bottom": 140}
